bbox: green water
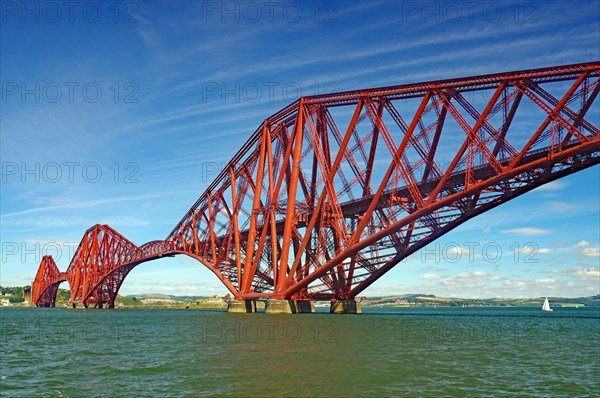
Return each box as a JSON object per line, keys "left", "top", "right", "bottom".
{"left": 1, "top": 306, "right": 598, "bottom": 397}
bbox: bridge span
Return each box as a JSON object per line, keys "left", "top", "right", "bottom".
{"left": 32, "top": 62, "right": 600, "bottom": 313}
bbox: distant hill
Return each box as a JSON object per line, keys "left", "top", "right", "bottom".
{"left": 125, "top": 294, "right": 215, "bottom": 301}
{"left": 361, "top": 294, "right": 600, "bottom": 308}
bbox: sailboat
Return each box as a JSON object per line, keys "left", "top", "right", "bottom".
{"left": 541, "top": 297, "right": 553, "bottom": 312}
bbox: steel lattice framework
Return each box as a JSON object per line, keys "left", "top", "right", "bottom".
{"left": 32, "top": 62, "right": 600, "bottom": 307}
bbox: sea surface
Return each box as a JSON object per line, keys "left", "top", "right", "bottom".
{"left": 1, "top": 306, "right": 599, "bottom": 397}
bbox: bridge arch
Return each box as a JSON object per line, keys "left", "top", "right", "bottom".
{"left": 80, "top": 250, "right": 240, "bottom": 308}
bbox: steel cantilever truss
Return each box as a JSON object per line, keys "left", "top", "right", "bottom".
{"left": 32, "top": 256, "right": 65, "bottom": 307}
{"left": 32, "top": 62, "right": 600, "bottom": 307}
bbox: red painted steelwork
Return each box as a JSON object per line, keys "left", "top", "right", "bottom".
{"left": 32, "top": 62, "right": 600, "bottom": 307}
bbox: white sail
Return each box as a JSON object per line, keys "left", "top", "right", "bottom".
{"left": 542, "top": 297, "right": 553, "bottom": 312}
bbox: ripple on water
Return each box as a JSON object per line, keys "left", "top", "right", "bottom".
{"left": 1, "top": 307, "right": 598, "bottom": 397}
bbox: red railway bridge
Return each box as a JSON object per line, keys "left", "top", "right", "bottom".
{"left": 32, "top": 62, "right": 600, "bottom": 313}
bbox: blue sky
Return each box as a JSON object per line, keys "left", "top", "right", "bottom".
{"left": 1, "top": 0, "right": 599, "bottom": 298}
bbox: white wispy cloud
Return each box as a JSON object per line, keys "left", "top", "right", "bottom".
{"left": 534, "top": 181, "right": 568, "bottom": 192}
{"left": 0, "top": 193, "right": 167, "bottom": 218}
{"left": 516, "top": 247, "right": 554, "bottom": 254}
{"left": 543, "top": 201, "right": 575, "bottom": 213}
{"left": 501, "top": 227, "right": 552, "bottom": 236}
{"left": 577, "top": 247, "right": 600, "bottom": 258}
{"left": 535, "top": 278, "right": 557, "bottom": 284}
{"left": 370, "top": 270, "right": 598, "bottom": 299}
{"left": 422, "top": 266, "right": 448, "bottom": 272}
{"left": 420, "top": 273, "right": 442, "bottom": 280}
{"left": 565, "top": 265, "right": 600, "bottom": 281}
{"left": 572, "top": 240, "right": 590, "bottom": 249}
{"left": 2, "top": 215, "right": 150, "bottom": 229}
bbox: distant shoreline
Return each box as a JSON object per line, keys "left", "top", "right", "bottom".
{"left": 2, "top": 286, "right": 598, "bottom": 309}
{"left": 2, "top": 301, "right": 597, "bottom": 310}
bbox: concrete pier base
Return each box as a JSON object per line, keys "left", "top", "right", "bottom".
{"left": 330, "top": 299, "right": 362, "bottom": 314}
{"left": 227, "top": 300, "right": 257, "bottom": 313}
{"left": 265, "top": 300, "right": 294, "bottom": 314}
{"left": 265, "top": 300, "right": 315, "bottom": 314}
